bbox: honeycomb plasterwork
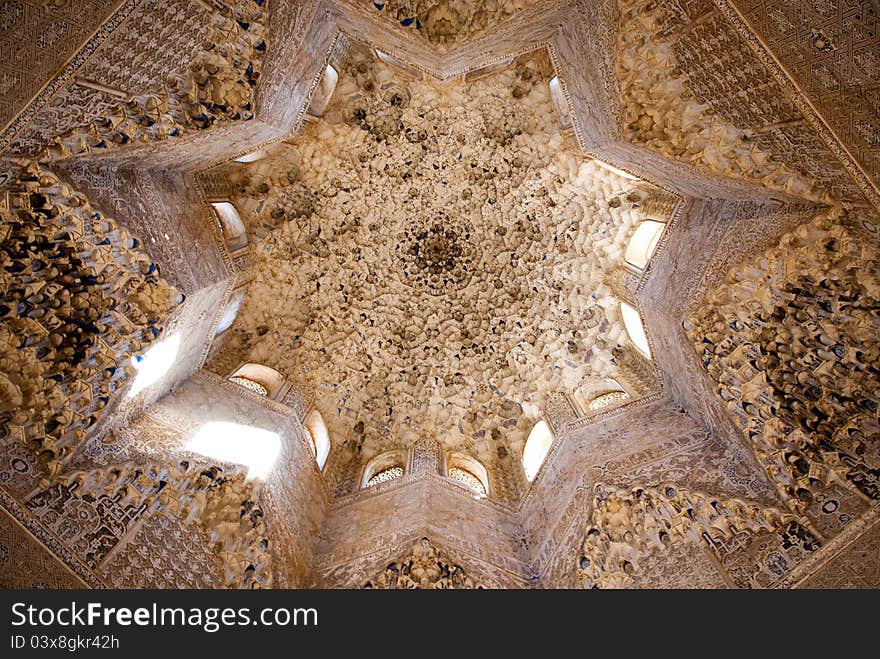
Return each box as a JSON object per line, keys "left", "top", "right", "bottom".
{"left": 616, "top": 0, "right": 866, "bottom": 204}
{"left": 0, "top": 163, "right": 182, "bottom": 476}
{"left": 687, "top": 208, "right": 880, "bottom": 511}
{"left": 577, "top": 482, "right": 818, "bottom": 588}
{"left": 220, "top": 47, "right": 666, "bottom": 465}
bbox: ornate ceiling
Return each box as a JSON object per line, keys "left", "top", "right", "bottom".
{"left": 1, "top": 0, "right": 878, "bottom": 591}
{"left": 217, "top": 46, "right": 664, "bottom": 461}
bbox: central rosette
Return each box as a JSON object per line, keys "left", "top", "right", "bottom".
{"left": 398, "top": 217, "right": 475, "bottom": 295}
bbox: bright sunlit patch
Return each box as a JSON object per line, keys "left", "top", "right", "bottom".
{"left": 593, "top": 158, "right": 640, "bottom": 181}
{"left": 304, "top": 409, "right": 331, "bottom": 470}
{"left": 128, "top": 333, "right": 181, "bottom": 398}
{"left": 186, "top": 421, "right": 281, "bottom": 479}
{"left": 522, "top": 419, "right": 554, "bottom": 482}
{"left": 625, "top": 220, "right": 666, "bottom": 270}
{"left": 307, "top": 65, "right": 339, "bottom": 117}
{"left": 234, "top": 149, "right": 269, "bottom": 163}
{"left": 211, "top": 201, "right": 247, "bottom": 251}
{"left": 620, "top": 302, "right": 652, "bottom": 359}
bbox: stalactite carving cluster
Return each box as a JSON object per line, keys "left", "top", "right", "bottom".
{"left": 364, "top": 537, "right": 483, "bottom": 588}
{"left": 687, "top": 209, "right": 880, "bottom": 510}
{"left": 32, "top": 0, "right": 267, "bottom": 162}
{"left": 577, "top": 482, "right": 813, "bottom": 588}
{"left": 0, "top": 164, "right": 181, "bottom": 476}
{"left": 616, "top": 0, "right": 830, "bottom": 202}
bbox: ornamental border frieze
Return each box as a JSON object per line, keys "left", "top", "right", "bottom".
{"left": 712, "top": 0, "right": 880, "bottom": 212}
{"left": 780, "top": 503, "right": 880, "bottom": 589}
{"left": 0, "top": 0, "right": 145, "bottom": 154}
{"left": 0, "top": 486, "right": 107, "bottom": 589}
{"left": 560, "top": 391, "right": 663, "bottom": 434}
{"left": 329, "top": 469, "right": 520, "bottom": 515}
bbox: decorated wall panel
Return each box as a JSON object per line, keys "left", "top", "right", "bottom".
{"left": 311, "top": 474, "right": 531, "bottom": 588}
{"left": 616, "top": 0, "right": 867, "bottom": 204}
{"left": 98, "top": 512, "right": 223, "bottom": 588}
{"left": 686, "top": 208, "right": 880, "bottom": 513}
{"left": 0, "top": 505, "right": 87, "bottom": 588}
{"left": 0, "top": 0, "right": 123, "bottom": 130}
{"left": 729, "top": 0, "right": 880, "bottom": 195}
{"left": 797, "top": 517, "right": 880, "bottom": 588}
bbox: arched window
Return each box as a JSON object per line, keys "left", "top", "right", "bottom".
{"left": 448, "top": 468, "right": 486, "bottom": 494}
{"left": 304, "top": 409, "right": 331, "bottom": 470}
{"left": 127, "top": 333, "right": 181, "bottom": 399}
{"left": 228, "top": 363, "right": 285, "bottom": 399}
{"left": 620, "top": 302, "right": 652, "bottom": 359}
{"left": 307, "top": 65, "right": 339, "bottom": 117}
{"left": 215, "top": 289, "right": 246, "bottom": 336}
{"left": 574, "top": 379, "right": 630, "bottom": 414}
{"left": 234, "top": 149, "right": 269, "bottom": 163}
{"left": 229, "top": 376, "right": 268, "bottom": 396}
{"left": 444, "top": 453, "right": 489, "bottom": 496}
{"left": 522, "top": 420, "right": 554, "bottom": 482}
{"left": 366, "top": 466, "right": 404, "bottom": 487}
{"left": 589, "top": 390, "right": 629, "bottom": 411}
{"left": 625, "top": 220, "right": 666, "bottom": 270}
{"left": 187, "top": 421, "right": 281, "bottom": 479}
{"left": 211, "top": 201, "right": 248, "bottom": 251}
{"left": 593, "top": 158, "right": 640, "bottom": 181}
{"left": 549, "top": 76, "right": 572, "bottom": 130}
{"left": 362, "top": 450, "right": 407, "bottom": 489}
